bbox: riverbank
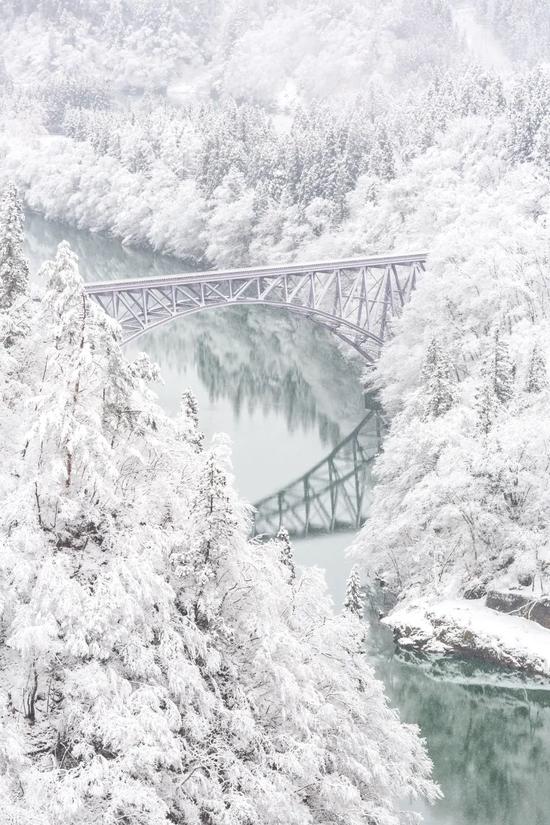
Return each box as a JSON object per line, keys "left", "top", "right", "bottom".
{"left": 383, "top": 597, "right": 550, "bottom": 678}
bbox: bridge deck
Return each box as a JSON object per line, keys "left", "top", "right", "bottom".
{"left": 85, "top": 252, "right": 427, "bottom": 292}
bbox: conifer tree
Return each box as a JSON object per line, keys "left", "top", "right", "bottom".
{"left": 475, "top": 362, "right": 499, "bottom": 434}
{"left": 276, "top": 525, "right": 295, "bottom": 580}
{"left": 344, "top": 565, "right": 364, "bottom": 618}
{"left": 0, "top": 184, "right": 29, "bottom": 312}
{"left": 422, "top": 338, "right": 456, "bottom": 418}
{"left": 370, "top": 123, "right": 396, "bottom": 181}
{"left": 525, "top": 342, "right": 547, "bottom": 392}
{"left": 182, "top": 388, "right": 199, "bottom": 428}
{"left": 178, "top": 389, "right": 204, "bottom": 451}
{"left": 474, "top": 330, "right": 515, "bottom": 432}
{"left": 492, "top": 327, "right": 515, "bottom": 403}
{"left": 189, "top": 440, "right": 239, "bottom": 628}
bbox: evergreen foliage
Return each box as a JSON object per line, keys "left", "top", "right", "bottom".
{"left": 475, "top": 365, "right": 499, "bottom": 434}
{"left": 474, "top": 330, "right": 515, "bottom": 432}
{"left": 276, "top": 526, "right": 295, "bottom": 580}
{"left": 422, "top": 338, "right": 456, "bottom": 419}
{"left": 178, "top": 389, "right": 204, "bottom": 451}
{"left": 525, "top": 343, "right": 547, "bottom": 393}
{"left": 492, "top": 328, "right": 515, "bottom": 404}
{"left": 0, "top": 184, "right": 29, "bottom": 311}
{"left": 344, "top": 565, "right": 364, "bottom": 619}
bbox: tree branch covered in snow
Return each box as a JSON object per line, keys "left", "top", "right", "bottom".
{"left": 0, "top": 188, "right": 438, "bottom": 823}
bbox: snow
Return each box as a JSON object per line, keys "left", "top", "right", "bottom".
{"left": 452, "top": 5, "right": 511, "bottom": 72}
{"left": 0, "top": 188, "right": 440, "bottom": 824}
{"left": 3, "top": 0, "right": 550, "bottom": 819}
{"left": 384, "top": 599, "right": 550, "bottom": 677}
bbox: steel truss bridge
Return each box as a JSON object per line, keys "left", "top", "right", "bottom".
{"left": 86, "top": 251, "right": 423, "bottom": 536}
{"left": 85, "top": 252, "right": 426, "bottom": 363}
{"left": 253, "top": 411, "right": 383, "bottom": 539}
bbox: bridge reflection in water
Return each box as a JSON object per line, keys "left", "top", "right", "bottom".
{"left": 253, "top": 410, "right": 383, "bottom": 538}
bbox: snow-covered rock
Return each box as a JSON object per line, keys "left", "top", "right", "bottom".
{"left": 384, "top": 599, "right": 550, "bottom": 677}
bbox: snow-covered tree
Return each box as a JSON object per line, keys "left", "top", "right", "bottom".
{"left": 0, "top": 185, "right": 29, "bottom": 313}
{"left": 344, "top": 564, "right": 364, "bottom": 618}
{"left": 205, "top": 167, "right": 255, "bottom": 267}
{"left": 421, "top": 338, "right": 456, "bottom": 419}
{"left": 474, "top": 329, "right": 515, "bottom": 433}
{"left": 276, "top": 525, "right": 295, "bottom": 580}
{"left": 177, "top": 389, "right": 204, "bottom": 451}
{"left": 491, "top": 327, "right": 515, "bottom": 404}
{"left": 525, "top": 342, "right": 547, "bottom": 392}
{"left": 475, "top": 363, "right": 500, "bottom": 434}
{"left": 187, "top": 439, "right": 240, "bottom": 630}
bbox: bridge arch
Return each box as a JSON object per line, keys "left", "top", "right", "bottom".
{"left": 120, "top": 299, "right": 384, "bottom": 362}
{"left": 85, "top": 253, "right": 426, "bottom": 363}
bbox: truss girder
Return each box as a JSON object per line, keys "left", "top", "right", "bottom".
{"left": 253, "top": 411, "right": 383, "bottom": 539}
{"left": 85, "top": 253, "right": 426, "bottom": 363}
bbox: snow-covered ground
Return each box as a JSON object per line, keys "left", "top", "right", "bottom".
{"left": 384, "top": 599, "right": 550, "bottom": 677}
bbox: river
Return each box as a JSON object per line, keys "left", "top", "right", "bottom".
{"left": 24, "top": 211, "right": 550, "bottom": 825}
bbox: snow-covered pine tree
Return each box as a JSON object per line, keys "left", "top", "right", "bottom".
{"left": 370, "top": 123, "right": 396, "bottom": 181}
{"left": 492, "top": 327, "right": 515, "bottom": 403}
{"left": 0, "top": 241, "right": 187, "bottom": 823}
{"left": 422, "top": 337, "right": 456, "bottom": 418}
{"left": 178, "top": 388, "right": 204, "bottom": 451}
{"left": 188, "top": 438, "right": 240, "bottom": 629}
{"left": 344, "top": 564, "right": 364, "bottom": 618}
{"left": 276, "top": 525, "right": 295, "bottom": 580}
{"left": 0, "top": 185, "right": 31, "bottom": 522}
{"left": 475, "top": 361, "right": 499, "bottom": 434}
{"left": 525, "top": 342, "right": 547, "bottom": 392}
{"left": 0, "top": 184, "right": 29, "bottom": 315}
{"left": 475, "top": 329, "right": 515, "bottom": 432}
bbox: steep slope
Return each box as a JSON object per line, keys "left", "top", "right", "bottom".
{"left": 338, "top": 115, "right": 550, "bottom": 668}
{"left": 0, "top": 189, "right": 439, "bottom": 823}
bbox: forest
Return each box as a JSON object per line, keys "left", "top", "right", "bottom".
{"left": 1, "top": 0, "right": 550, "bottom": 822}
{"left": 0, "top": 186, "right": 438, "bottom": 822}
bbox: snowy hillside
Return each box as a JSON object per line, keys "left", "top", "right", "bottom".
{"left": 0, "top": 188, "right": 439, "bottom": 823}
{"left": 1, "top": 1, "right": 550, "bottom": 817}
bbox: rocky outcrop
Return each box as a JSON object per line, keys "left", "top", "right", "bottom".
{"left": 485, "top": 590, "right": 550, "bottom": 630}
{"left": 383, "top": 599, "right": 550, "bottom": 678}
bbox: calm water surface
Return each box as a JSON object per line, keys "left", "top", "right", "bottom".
{"left": 24, "top": 212, "right": 550, "bottom": 825}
